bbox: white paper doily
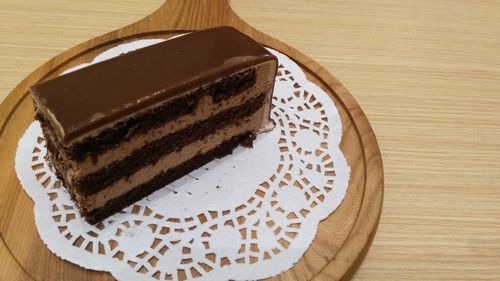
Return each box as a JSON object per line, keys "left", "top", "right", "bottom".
{"left": 15, "top": 39, "right": 350, "bottom": 281}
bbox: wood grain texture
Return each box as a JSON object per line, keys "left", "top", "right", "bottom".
{"left": 1, "top": 0, "right": 499, "bottom": 280}
{"left": 0, "top": 0, "right": 383, "bottom": 281}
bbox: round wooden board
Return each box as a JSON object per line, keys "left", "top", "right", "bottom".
{"left": 0, "top": 1, "right": 383, "bottom": 280}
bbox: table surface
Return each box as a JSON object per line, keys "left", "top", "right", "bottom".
{"left": 1, "top": 0, "right": 499, "bottom": 280}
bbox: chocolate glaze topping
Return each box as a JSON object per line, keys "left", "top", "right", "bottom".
{"left": 31, "top": 26, "right": 276, "bottom": 145}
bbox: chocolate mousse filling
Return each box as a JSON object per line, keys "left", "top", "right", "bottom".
{"left": 82, "top": 131, "right": 255, "bottom": 224}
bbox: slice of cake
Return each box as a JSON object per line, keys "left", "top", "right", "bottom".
{"left": 31, "top": 27, "right": 278, "bottom": 223}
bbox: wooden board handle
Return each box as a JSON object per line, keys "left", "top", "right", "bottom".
{"left": 124, "top": 0, "right": 246, "bottom": 34}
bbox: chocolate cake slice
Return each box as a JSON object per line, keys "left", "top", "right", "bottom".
{"left": 30, "top": 27, "right": 278, "bottom": 223}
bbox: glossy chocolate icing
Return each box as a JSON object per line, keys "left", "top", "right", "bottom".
{"left": 31, "top": 26, "right": 276, "bottom": 145}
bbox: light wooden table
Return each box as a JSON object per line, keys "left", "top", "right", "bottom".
{"left": 1, "top": 0, "right": 499, "bottom": 280}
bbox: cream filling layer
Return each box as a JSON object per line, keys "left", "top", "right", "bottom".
{"left": 81, "top": 107, "right": 265, "bottom": 212}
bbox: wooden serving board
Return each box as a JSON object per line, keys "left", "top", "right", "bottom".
{"left": 0, "top": 1, "right": 383, "bottom": 280}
